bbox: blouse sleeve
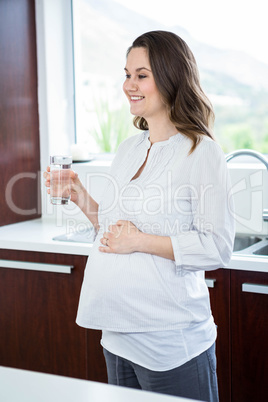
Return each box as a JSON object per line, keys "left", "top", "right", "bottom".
{"left": 170, "top": 140, "right": 235, "bottom": 273}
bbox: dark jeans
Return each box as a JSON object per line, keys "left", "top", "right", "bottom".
{"left": 103, "top": 343, "right": 219, "bottom": 402}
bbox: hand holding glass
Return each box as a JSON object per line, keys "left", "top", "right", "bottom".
{"left": 50, "top": 156, "right": 72, "bottom": 205}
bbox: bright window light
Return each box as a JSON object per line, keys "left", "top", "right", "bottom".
{"left": 72, "top": 0, "right": 268, "bottom": 155}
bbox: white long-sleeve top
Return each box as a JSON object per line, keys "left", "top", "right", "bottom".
{"left": 76, "top": 131, "right": 235, "bottom": 333}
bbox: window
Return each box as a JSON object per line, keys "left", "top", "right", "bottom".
{"left": 72, "top": 0, "right": 268, "bottom": 154}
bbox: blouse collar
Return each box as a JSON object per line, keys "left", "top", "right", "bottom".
{"left": 143, "top": 130, "right": 184, "bottom": 148}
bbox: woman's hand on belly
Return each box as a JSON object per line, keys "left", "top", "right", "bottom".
{"left": 99, "top": 220, "right": 175, "bottom": 261}
{"left": 99, "top": 220, "right": 141, "bottom": 254}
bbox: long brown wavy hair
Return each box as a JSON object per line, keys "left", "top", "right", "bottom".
{"left": 127, "top": 31, "right": 215, "bottom": 153}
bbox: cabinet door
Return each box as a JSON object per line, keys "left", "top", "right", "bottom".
{"left": 87, "top": 329, "right": 107, "bottom": 383}
{"left": 231, "top": 270, "right": 268, "bottom": 402}
{"left": 0, "top": 250, "right": 88, "bottom": 380}
{"left": 205, "top": 269, "right": 231, "bottom": 402}
{"left": 0, "top": 0, "right": 41, "bottom": 226}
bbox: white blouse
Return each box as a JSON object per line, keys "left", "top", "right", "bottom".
{"left": 101, "top": 316, "right": 217, "bottom": 371}
{"left": 76, "top": 131, "right": 235, "bottom": 334}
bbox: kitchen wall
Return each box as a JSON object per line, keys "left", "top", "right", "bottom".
{"left": 228, "top": 164, "right": 268, "bottom": 234}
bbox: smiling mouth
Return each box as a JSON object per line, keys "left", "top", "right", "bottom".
{"left": 130, "top": 96, "right": 145, "bottom": 101}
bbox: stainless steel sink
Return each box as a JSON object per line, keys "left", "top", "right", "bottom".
{"left": 253, "top": 245, "right": 268, "bottom": 256}
{"left": 233, "top": 235, "right": 262, "bottom": 252}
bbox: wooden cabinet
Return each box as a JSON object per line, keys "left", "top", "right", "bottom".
{"left": 0, "top": 249, "right": 107, "bottom": 383}
{"left": 205, "top": 269, "right": 231, "bottom": 402}
{"left": 0, "top": 0, "right": 41, "bottom": 226}
{"left": 231, "top": 270, "right": 268, "bottom": 402}
{"left": 206, "top": 268, "right": 268, "bottom": 402}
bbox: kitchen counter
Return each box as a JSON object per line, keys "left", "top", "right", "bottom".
{"left": 0, "top": 218, "right": 92, "bottom": 256}
{"left": 0, "top": 218, "right": 267, "bottom": 273}
{"left": 0, "top": 366, "right": 198, "bottom": 402}
{"left": 228, "top": 252, "right": 268, "bottom": 273}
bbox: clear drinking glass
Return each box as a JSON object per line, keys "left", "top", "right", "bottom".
{"left": 50, "top": 155, "right": 72, "bottom": 205}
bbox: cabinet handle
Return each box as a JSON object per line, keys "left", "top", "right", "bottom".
{"left": 242, "top": 283, "right": 268, "bottom": 295}
{"left": 205, "top": 279, "right": 216, "bottom": 288}
{"left": 0, "top": 259, "right": 73, "bottom": 274}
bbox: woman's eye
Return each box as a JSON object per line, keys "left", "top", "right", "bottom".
{"left": 124, "top": 74, "right": 147, "bottom": 79}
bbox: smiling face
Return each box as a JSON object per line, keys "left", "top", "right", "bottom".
{"left": 123, "top": 47, "right": 168, "bottom": 123}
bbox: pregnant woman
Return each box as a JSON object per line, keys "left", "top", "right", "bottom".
{"left": 44, "top": 30, "right": 235, "bottom": 402}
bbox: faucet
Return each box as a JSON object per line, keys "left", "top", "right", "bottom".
{"left": 225, "top": 149, "right": 268, "bottom": 222}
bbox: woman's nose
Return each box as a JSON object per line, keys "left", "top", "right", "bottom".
{"left": 123, "top": 79, "right": 138, "bottom": 92}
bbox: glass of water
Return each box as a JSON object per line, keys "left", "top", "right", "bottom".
{"left": 50, "top": 155, "right": 72, "bottom": 205}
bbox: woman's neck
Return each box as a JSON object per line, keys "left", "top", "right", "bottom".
{"left": 147, "top": 118, "right": 178, "bottom": 144}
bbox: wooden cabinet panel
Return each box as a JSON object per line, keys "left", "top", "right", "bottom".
{"left": 231, "top": 270, "right": 268, "bottom": 402}
{"left": 206, "top": 269, "right": 231, "bottom": 402}
{"left": 0, "top": 0, "right": 40, "bottom": 226}
{"left": 0, "top": 250, "right": 88, "bottom": 380}
{"left": 206, "top": 268, "right": 268, "bottom": 402}
{"left": 87, "top": 329, "right": 107, "bottom": 383}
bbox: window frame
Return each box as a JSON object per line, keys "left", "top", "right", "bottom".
{"left": 35, "top": 0, "right": 76, "bottom": 173}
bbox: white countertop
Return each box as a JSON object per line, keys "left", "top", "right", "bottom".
{"left": 0, "top": 218, "right": 267, "bottom": 273}
{"left": 227, "top": 252, "right": 268, "bottom": 273}
{"left": 0, "top": 218, "right": 92, "bottom": 256}
{"left": 0, "top": 366, "right": 199, "bottom": 402}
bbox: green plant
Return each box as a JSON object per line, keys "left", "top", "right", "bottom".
{"left": 90, "top": 98, "right": 136, "bottom": 153}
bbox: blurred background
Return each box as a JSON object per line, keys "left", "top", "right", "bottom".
{"left": 72, "top": 0, "right": 268, "bottom": 154}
